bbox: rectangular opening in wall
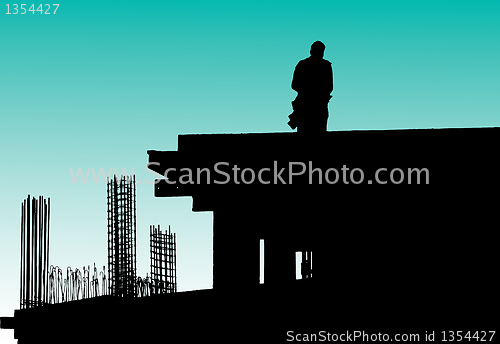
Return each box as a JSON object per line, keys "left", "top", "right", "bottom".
{"left": 296, "top": 252, "right": 302, "bottom": 280}
{"left": 260, "top": 239, "right": 264, "bottom": 284}
{"left": 310, "top": 251, "right": 313, "bottom": 278}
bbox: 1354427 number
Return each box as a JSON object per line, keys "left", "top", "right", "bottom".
{"left": 6, "top": 4, "right": 60, "bottom": 14}
{"left": 442, "top": 331, "right": 496, "bottom": 342}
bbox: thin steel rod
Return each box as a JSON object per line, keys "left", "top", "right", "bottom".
{"left": 37, "top": 196, "right": 42, "bottom": 306}
{"left": 26, "top": 196, "right": 31, "bottom": 308}
{"left": 20, "top": 200, "right": 25, "bottom": 308}
{"left": 47, "top": 198, "right": 50, "bottom": 302}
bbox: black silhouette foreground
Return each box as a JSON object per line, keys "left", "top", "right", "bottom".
{"left": 2, "top": 130, "right": 499, "bottom": 342}
{"left": 1, "top": 42, "right": 498, "bottom": 343}
{"left": 288, "top": 41, "right": 333, "bottom": 132}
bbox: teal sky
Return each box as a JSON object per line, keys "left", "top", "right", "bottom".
{"left": 1, "top": 0, "right": 499, "bottom": 341}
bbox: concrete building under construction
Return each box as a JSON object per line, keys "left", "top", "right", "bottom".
{"left": 2, "top": 127, "right": 499, "bottom": 343}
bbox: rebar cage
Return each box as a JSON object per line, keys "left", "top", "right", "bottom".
{"left": 107, "top": 175, "right": 137, "bottom": 297}
{"left": 150, "top": 225, "right": 177, "bottom": 294}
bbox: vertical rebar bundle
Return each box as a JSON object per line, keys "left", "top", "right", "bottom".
{"left": 47, "top": 264, "right": 107, "bottom": 304}
{"left": 20, "top": 195, "right": 50, "bottom": 309}
{"left": 150, "top": 225, "right": 177, "bottom": 294}
{"left": 107, "top": 175, "right": 137, "bottom": 297}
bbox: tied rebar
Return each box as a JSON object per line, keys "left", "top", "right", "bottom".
{"left": 18, "top": 178, "right": 177, "bottom": 310}
{"left": 107, "top": 175, "right": 137, "bottom": 297}
{"left": 150, "top": 225, "right": 177, "bottom": 294}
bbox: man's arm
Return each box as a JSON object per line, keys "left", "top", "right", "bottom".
{"left": 291, "top": 62, "right": 302, "bottom": 93}
{"left": 326, "top": 63, "right": 333, "bottom": 95}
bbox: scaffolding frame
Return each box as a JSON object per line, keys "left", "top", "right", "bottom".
{"left": 107, "top": 175, "right": 137, "bottom": 297}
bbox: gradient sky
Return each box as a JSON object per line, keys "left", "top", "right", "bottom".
{"left": 1, "top": 0, "right": 499, "bottom": 342}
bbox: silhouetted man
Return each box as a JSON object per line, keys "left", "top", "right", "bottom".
{"left": 288, "top": 41, "right": 333, "bottom": 133}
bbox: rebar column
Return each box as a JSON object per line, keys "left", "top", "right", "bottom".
{"left": 20, "top": 195, "right": 50, "bottom": 309}
{"left": 150, "top": 225, "right": 177, "bottom": 294}
{"left": 107, "top": 175, "right": 137, "bottom": 297}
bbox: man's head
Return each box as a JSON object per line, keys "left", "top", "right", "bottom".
{"left": 310, "top": 41, "right": 325, "bottom": 58}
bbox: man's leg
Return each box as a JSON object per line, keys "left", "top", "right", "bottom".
{"left": 321, "top": 106, "right": 329, "bottom": 132}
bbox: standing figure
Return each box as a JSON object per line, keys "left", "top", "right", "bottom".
{"left": 288, "top": 41, "right": 333, "bottom": 133}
